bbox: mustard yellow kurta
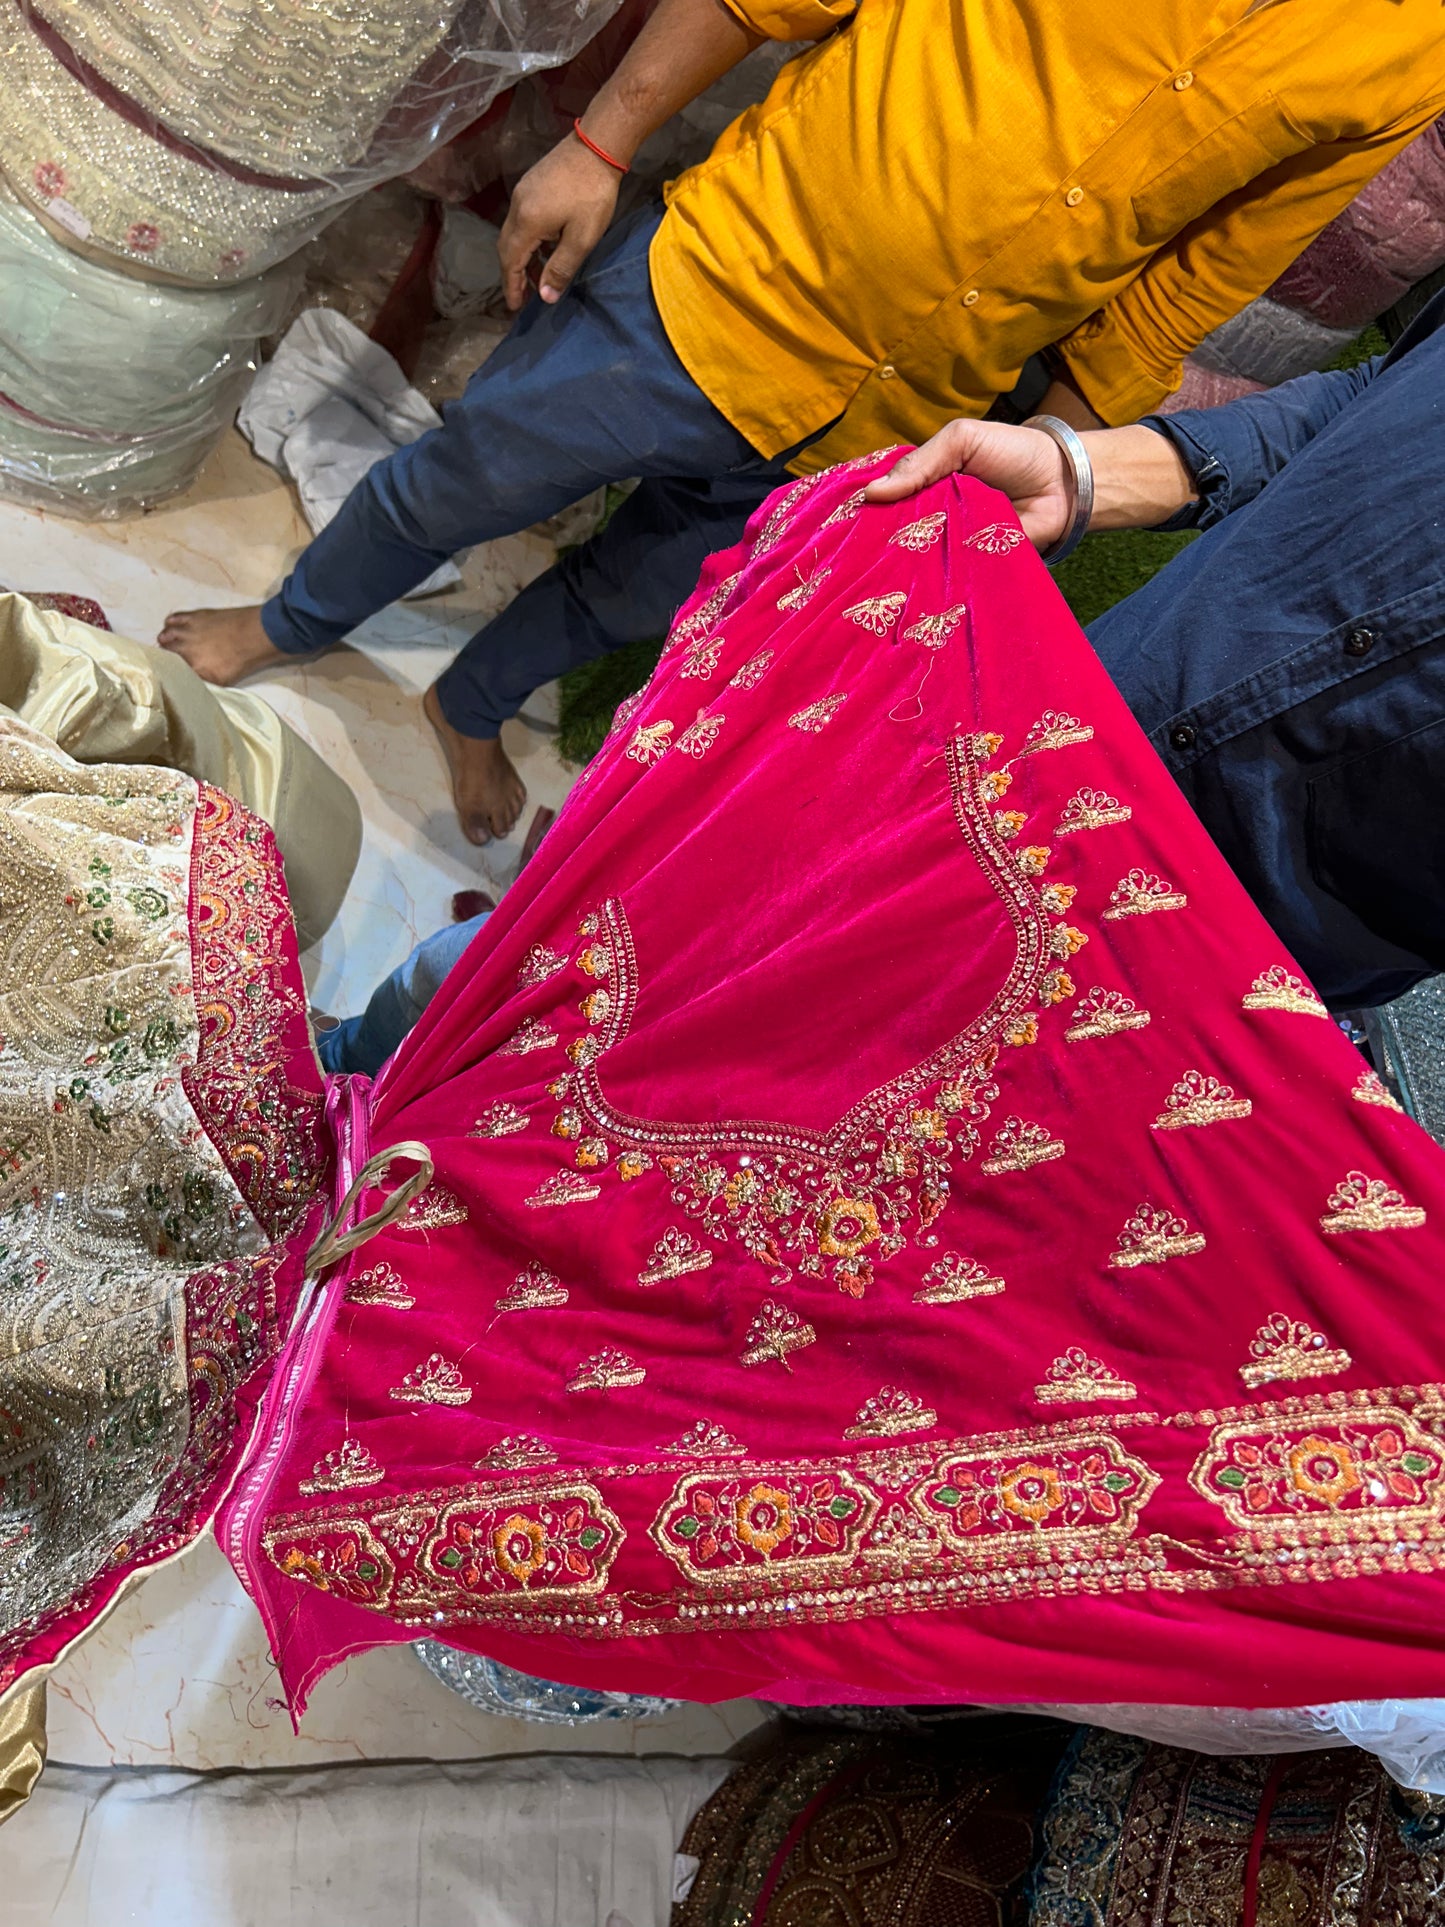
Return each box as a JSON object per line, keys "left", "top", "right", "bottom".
{"left": 650, "top": 0, "right": 1445, "bottom": 467}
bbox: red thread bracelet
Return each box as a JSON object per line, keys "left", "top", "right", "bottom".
{"left": 572, "top": 117, "right": 629, "bottom": 175}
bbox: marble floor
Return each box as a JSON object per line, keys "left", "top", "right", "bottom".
{"left": 4, "top": 430, "right": 769, "bottom": 1770}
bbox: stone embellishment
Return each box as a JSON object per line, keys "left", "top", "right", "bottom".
{"left": 820, "top": 487, "right": 867, "bottom": 528}
{"left": 399, "top": 1183, "right": 468, "bottom": 1231}
{"left": 477, "top": 1434, "right": 558, "bottom": 1472}
{"left": 1319, "top": 1171, "right": 1427, "bottom": 1235}
{"left": 1019, "top": 711, "right": 1094, "bottom": 755}
{"left": 680, "top": 637, "right": 724, "bottom": 678}
{"left": 844, "top": 592, "right": 909, "bottom": 635}
{"left": 903, "top": 603, "right": 968, "bottom": 648}
{"left": 664, "top": 1420, "right": 747, "bottom": 1458}
{"left": 498, "top": 1016, "right": 558, "bottom": 1057}
{"left": 526, "top": 1169, "right": 602, "bottom": 1209}
{"left": 729, "top": 649, "right": 774, "bottom": 690}
{"left": 982, "top": 1116, "right": 1066, "bottom": 1174}
{"left": 517, "top": 944, "right": 567, "bottom": 988}
{"left": 913, "top": 1253, "right": 1006, "bottom": 1304}
{"left": 1152, "top": 1071, "right": 1253, "bottom": 1131}
{"left": 1056, "top": 788, "right": 1132, "bottom": 834}
{"left": 345, "top": 1260, "right": 414, "bottom": 1310}
{"left": 844, "top": 1385, "right": 939, "bottom": 1438}
{"left": 1242, "top": 966, "right": 1329, "bottom": 1018}
{"left": 638, "top": 1225, "right": 715, "bottom": 1286}
{"left": 1109, "top": 1203, "right": 1207, "bottom": 1269}
{"left": 678, "top": 711, "right": 725, "bottom": 758}
{"left": 964, "top": 521, "right": 1026, "bottom": 554}
{"left": 626, "top": 720, "right": 674, "bottom": 766}
{"left": 1239, "top": 1314, "right": 1353, "bottom": 1389}
{"left": 890, "top": 509, "right": 948, "bottom": 550}
{"left": 390, "top": 1354, "right": 472, "bottom": 1406}
{"left": 1035, "top": 1347, "right": 1138, "bottom": 1404}
{"left": 470, "top": 1101, "right": 530, "bottom": 1139}
{"left": 741, "top": 1300, "right": 817, "bottom": 1370}
{"left": 1353, "top": 1068, "right": 1404, "bottom": 1112}
{"left": 1103, "top": 869, "right": 1189, "bottom": 920}
{"left": 777, "top": 566, "right": 831, "bottom": 613}
{"left": 566, "top": 1348, "right": 647, "bottom": 1393}
{"left": 1065, "top": 987, "right": 1151, "bottom": 1042}
{"left": 788, "top": 695, "right": 849, "bottom": 733}
{"left": 495, "top": 1262, "right": 569, "bottom": 1313}
{"left": 300, "top": 1437, "right": 385, "bottom": 1494}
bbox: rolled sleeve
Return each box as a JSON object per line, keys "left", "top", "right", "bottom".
{"left": 715, "top": 0, "right": 855, "bottom": 39}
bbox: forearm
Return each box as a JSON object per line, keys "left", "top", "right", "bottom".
{"left": 577, "top": 0, "right": 763, "bottom": 166}
{"left": 1080, "top": 425, "right": 1198, "bottom": 531}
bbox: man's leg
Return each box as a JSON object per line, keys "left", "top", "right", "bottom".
{"left": 318, "top": 913, "right": 492, "bottom": 1077}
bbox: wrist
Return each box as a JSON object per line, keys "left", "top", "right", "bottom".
{"left": 1082, "top": 424, "right": 1197, "bottom": 531}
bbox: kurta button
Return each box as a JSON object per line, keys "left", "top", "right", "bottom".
{"left": 1065, "top": 186, "right": 1084, "bottom": 207}
{"left": 1173, "top": 70, "right": 1194, "bottom": 90}
{"left": 1169, "top": 724, "right": 1196, "bottom": 751}
{"left": 1344, "top": 627, "right": 1377, "bottom": 657}
{"left": 878, "top": 363, "right": 898, "bottom": 380}
{"left": 962, "top": 288, "right": 980, "bottom": 306}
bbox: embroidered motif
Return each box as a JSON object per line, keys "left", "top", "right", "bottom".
{"left": 626, "top": 721, "right": 674, "bottom": 766}
{"left": 580, "top": 989, "right": 612, "bottom": 1025}
{"left": 617, "top": 1150, "right": 653, "bottom": 1181}
{"left": 478, "top": 1434, "right": 557, "bottom": 1472}
{"left": 495, "top": 1261, "right": 569, "bottom": 1313}
{"left": 672, "top": 571, "right": 742, "bottom": 644}
{"left": 678, "top": 711, "right": 725, "bottom": 758}
{"left": 1152, "top": 1071, "right": 1252, "bottom": 1130}
{"left": 913, "top": 1253, "right": 1006, "bottom": 1303}
{"left": 1019, "top": 711, "right": 1094, "bottom": 756}
{"left": 890, "top": 510, "right": 949, "bottom": 551}
{"left": 552, "top": 1107, "right": 582, "bottom": 1140}
{"left": 606, "top": 691, "right": 646, "bottom": 744}
{"left": 577, "top": 941, "right": 612, "bottom": 979}
{"left": 470, "top": 1101, "right": 530, "bottom": 1138}
{"left": 498, "top": 1015, "right": 558, "bottom": 1057}
{"left": 390, "top": 1354, "right": 472, "bottom": 1405}
{"left": 638, "top": 1225, "right": 715, "bottom": 1286}
{"left": 566, "top": 1347, "right": 646, "bottom": 1392}
{"left": 1352, "top": 1068, "right": 1403, "bottom": 1112}
{"left": 1035, "top": 1347, "right": 1138, "bottom": 1404}
{"left": 575, "top": 1137, "right": 609, "bottom": 1169}
{"left": 902, "top": 603, "right": 968, "bottom": 649}
{"left": 729, "top": 649, "right": 774, "bottom": 690}
{"left": 843, "top": 592, "right": 908, "bottom": 635}
{"left": 526, "top": 1169, "right": 601, "bottom": 1208}
{"left": 993, "top": 810, "right": 1028, "bottom": 840}
{"left": 845, "top": 1385, "right": 939, "bottom": 1438}
{"left": 664, "top": 1420, "right": 747, "bottom": 1458}
{"left": 789, "top": 696, "right": 849, "bottom": 733}
{"left": 1053, "top": 924, "right": 1088, "bottom": 961}
{"left": 567, "top": 1036, "right": 603, "bottom": 1068}
{"left": 1103, "top": 869, "right": 1188, "bottom": 920}
{"left": 398, "top": 1183, "right": 468, "bottom": 1231}
{"left": 1240, "top": 1313, "right": 1353, "bottom": 1389}
{"left": 1017, "top": 845, "right": 1052, "bottom": 877}
{"left": 300, "top": 1437, "right": 385, "bottom": 1494}
{"left": 1319, "top": 1171, "right": 1426, "bottom": 1234}
{"left": 1065, "top": 988, "right": 1151, "bottom": 1043}
{"left": 982, "top": 1116, "right": 1065, "bottom": 1174}
{"left": 964, "top": 522, "right": 1027, "bottom": 554}
{"left": 753, "top": 475, "right": 820, "bottom": 556}
{"left": 517, "top": 945, "right": 567, "bottom": 989}
{"left": 820, "top": 487, "right": 867, "bottom": 528}
{"left": 1039, "top": 881, "right": 1076, "bottom": 913}
{"left": 1109, "top": 1203, "right": 1206, "bottom": 1268}
{"left": 1004, "top": 1015, "right": 1039, "bottom": 1048}
{"left": 777, "top": 566, "right": 830, "bottom": 613}
{"left": 346, "top": 1260, "right": 414, "bottom": 1310}
{"left": 741, "top": 1300, "right": 816, "bottom": 1370}
{"left": 1191, "top": 1408, "right": 1445, "bottom": 1534}
{"left": 1056, "top": 788, "right": 1132, "bottom": 835}
{"left": 680, "top": 637, "right": 724, "bottom": 679}
{"left": 1242, "top": 966, "right": 1329, "bottom": 1018}
{"left": 1037, "top": 968, "right": 1075, "bottom": 1007}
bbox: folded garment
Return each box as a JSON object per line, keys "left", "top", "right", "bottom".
{"left": 1190, "top": 293, "right": 1358, "bottom": 385}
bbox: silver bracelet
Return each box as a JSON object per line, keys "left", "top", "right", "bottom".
{"left": 1026, "top": 414, "right": 1095, "bottom": 567}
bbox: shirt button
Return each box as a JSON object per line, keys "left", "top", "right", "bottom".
{"left": 1173, "top": 70, "right": 1194, "bottom": 90}
{"left": 1065, "top": 186, "right": 1085, "bottom": 207}
{"left": 962, "top": 288, "right": 980, "bottom": 306}
{"left": 1169, "top": 724, "right": 1197, "bottom": 751}
{"left": 1343, "top": 627, "right": 1377, "bottom": 657}
{"left": 878, "top": 363, "right": 897, "bottom": 380}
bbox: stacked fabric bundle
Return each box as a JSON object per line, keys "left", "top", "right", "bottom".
{"left": 0, "top": 0, "right": 620, "bottom": 514}
{"left": 1165, "top": 116, "right": 1445, "bottom": 411}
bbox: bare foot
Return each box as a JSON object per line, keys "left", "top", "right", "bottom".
{"left": 424, "top": 684, "right": 527, "bottom": 845}
{"left": 157, "top": 605, "right": 292, "bottom": 685}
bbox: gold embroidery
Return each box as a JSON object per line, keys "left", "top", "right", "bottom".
{"left": 618, "top": 1150, "right": 653, "bottom": 1181}
{"left": 680, "top": 637, "right": 724, "bottom": 679}
{"left": 741, "top": 1300, "right": 816, "bottom": 1370}
{"left": 982, "top": 1116, "right": 1065, "bottom": 1173}
{"left": 1152, "top": 1070, "right": 1252, "bottom": 1130}
{"left": 1242, "top": 966, "right": 1329, "bottom": 1018}
{"left": 575, "top": 1137, "right": 609, "bottom": 1169}
{"left": 1017, "top": 844, "right": 1052, "bottom": 877}
{"left": 913, "top": 1253, "right": 1006, "bottom": 1303}
{"left": 346, "top": 1260, "right": 414, "bottom": 1310}
{"left": 776, "top": 567, "right": 830, "bottom": 613}
{"left": 1040, "top": 882, "right": 1076, "bottom": 913}
{"left": 788, "top": 695, "right": 849, "bottom": 733}
{"left": 300, "top": 1438, "right": 385, "bottom": 1494}
{"left": 566, "top": 1347, "right": 646, "bottom": 1392}
{"left": 478, "top": 1434, "right": 557, "bottom": 1472}
{"left": 495, "top": 1261, "right": 569, "bottom": 1313}
{"left": 525, "top": 1169, "right": 601, "bottom": 1208}
{"left": 820, "top": 487, "right": 867, "bottom": 528}
{"left": 993, "top": 810, "right": 1028, "bottom": 840}
{"left": 1056, "top": 788, "right": 1132, "bottom": 835}
{"left": 729, "top": 649, "right": 774, "bottom": 690}
{"left": 567, "top": 1035, "right": 603, "bottom": 1068}
{"left": 1065, "top": 987, "right": 1151, "bottom": 1042}
{"left": 517, "top": 945, "right": 567, "bottom": 989}
{"left": 1035, "top": 1347, "right": 1138, "bottom": 1404}
{"left": 398, "top": 1183, "right": 468, "bottom": 1231}
{"left": 664, "top": 1420, "right": 747, "bottom": 1457}
{"left": 497, "top": 1015, "right": 558, "bottom": 1056}
{"left": 678, "top": 711, "right": 725, "bottom": 758}
{"left": 1352, "top": 1068, "right": 1403, "bottom": 1112}
{"left": 979, "top": 769, "right": 1013, "bottom": 800}
{"left": 626, "top": 721, "right": 674, "bottom": 766}
{"left": 1109, "top": 1203, "right": 1206, "bottom": 1268}
{"left": 577, "top": 941, "right": 612, "bottom": 979}
{"left": 470, "top": 1101, "right": 530, "bottom": 1138}
{"left": 1004, "top": 1015, "right": 1039, "bottom": 1047}
{"left": 964, "top": 522, "right": 1026, "bottom": 554}
{"left": 1103, "top": 869, "right": 1188, "bottom": 920}
{"left": 639, "top": 1225, "right": 715, "bottom": 1286}
{"left": 552, "top": 1106, "right": 582, "bottom": 1139}
{"left": 890, "top": 510, "right": 949, "bottom": 551}
{"left": 902, "top": 602, "right": 968, "bottom": 648}
{"left": 1319, "top": 1171, "right": 1426, "bottom": 1234}
{"left": 1019, "top": 711, "right": 1094, "bottom": 756}
{"left": 1051, "top": 924, "right": 1087, "bottom": 960}
{"left": 1240, "top": 1313, "right": 1353, "bottom": 1389}
{"left": 1038, "top": 968, "right": 1075, "bottom": 1007}
{"left": 672, "top": 570, "right": 742, "bottom": 644}
{"left": 580, "top": 989, "right": 612, "bottom": 1025}
{"left": 845, "top": 1386, "right": 939, "bottom": 1438}
{"left": 390, "top": 1354, "right": 472, "bottom": 1406}
{"left": 846, "top": 595, "right": 910, "bottom": 639}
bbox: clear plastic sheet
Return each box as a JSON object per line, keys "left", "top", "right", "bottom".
{"left": 0, "top": 0, "right": 624, "bottom": 284}
{"left": 0, "top": 185, "right": 298, "bottom": 516}
{"left": 413, "top": 1640, "right": 680, "bottom": 1723}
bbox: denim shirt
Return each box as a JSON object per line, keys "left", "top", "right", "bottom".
{"left": 1087, "top": 291, "right": 1445, "bottom": 1010}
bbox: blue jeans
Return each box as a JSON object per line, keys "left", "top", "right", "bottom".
{"left": 318, "top": 914, "right": 491, "bottom": 1077}
{"left": 261, "top": 204, "right": 803, "bottom": 739}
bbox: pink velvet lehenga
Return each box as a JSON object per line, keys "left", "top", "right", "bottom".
{"left": 12, "top": 455, "right": 1445, "bottom": 1724}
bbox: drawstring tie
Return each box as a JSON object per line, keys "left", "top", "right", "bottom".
{"left": 304, "top": 1073, "right": 433, "bottom": 1278}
